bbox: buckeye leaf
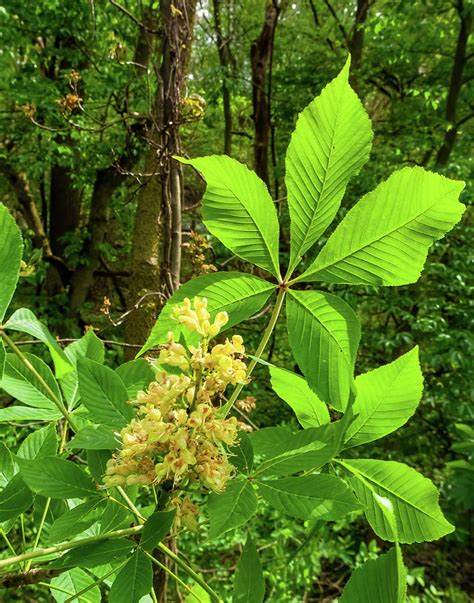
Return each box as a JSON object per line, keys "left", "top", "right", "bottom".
{"left": 140, "top": 509, "right": 176, "bottom": 551}
{"left": 2, "top": 353, "right": 62, "bottom": 409}
{"left": 298, "top": 167, "right": 465, "bottom": 285}
{"left": 269, "top": 366, "right": 330, "bottom": 428}
{"left": 61, "top": 331, "right": 105, "bottom": 406}
{"left": 50, "top": 568, "right": 101, "bottom": 603}
{"left": 139, "top": 271, "right": 275, "bottom": 356}
{"left": 48, "top": 498, "right": 106, "bottom": 543}
{"left": 178, "top": 156, "right": 281, "bottom": 278}
{"left": 345, "top": 347, "right": 423, "bottom": 448}
{"left": 341, "top": 458, "right": 454, "bottom": 543}
{"left": 340, "top": 547, "right": 406, "bottom": 603}
{"left": 68, "top": 424, "right": 120, "bottom": 450}
{"left": 233, "top": 534, "right": 265, "bottom": 603}
{"left": 286, "top": 56, "right": 372, "bottom": 271}
{"left": 48, "top": 538, "right": 133, "bottom": 569}
{"left": 115, "top": 359, "right": 155, "bottom": 398}
{"left": 257, "top": 474, "right": 360, "bottom": 520}
{"left": 0, "top": 406, "right": 62, "bottom": 422}
{"left": 286, "top": 290, "right": 360, "bottom": 410}
{"left": 208, "top": 477, "right": 257, "bottom": 538}
{"left": 0, "top": 474, "right": 34, "bottom": 522}
{"left": 0, "top": 203, "right": 23, "bottom": 322}
{"left": 109, "top": 549, "right": 153, "bottom": 603}
{"left": 17, "top": 423, "right": 58, "bottom": 459}
{"left": 77, "top": 357, "right": 133, "bottom": 427}
{"left": 5, "top": 308, "right": 72, "bottom": 378}
{"left": 17, "top": 456, "right": 96, "bottom": 499}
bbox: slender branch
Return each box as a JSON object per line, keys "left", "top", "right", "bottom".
{"left": 0, "top": 330, "right": 78, "bottom": 431}
{"left": 220, "top": 287, "right": 286, "bottom": 418}
{"left": 144, "top": 550, "right": 200, "bottom": 601}
{"left": 0, "top": 526, "right": 143, "bottom": 570}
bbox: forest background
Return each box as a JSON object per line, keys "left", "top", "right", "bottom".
{"left": 0, "top": 0, "right": 473, "bottom": 601}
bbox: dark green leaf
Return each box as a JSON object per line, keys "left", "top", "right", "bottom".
{"left": 140, "top": 509, "right": 176, "bottom": 551}
{"left": 48, "top": 538, "right": 134, "bottom": 569}
{"left": 17, "top": 423, "right": 58, "bottom": 459}
{"left": 233, "top": 534, "right": 265, "bottom": 603}
{"left": 208, "top": 478, "right": 258, "bottom": 539}
{"left": 109, "top": 549, "right": 153, "bottom": 603}
{"left": 48, "top": 498, "right": 106, "bottom": 543}
{"left": 68, "top": 424, "right": 120, "bottom": 450}
{"left": 115, "top": 359, "right": 155, "bottom": 398}
{"left": 0, "top": 474, "right": 34, "bottom": 521}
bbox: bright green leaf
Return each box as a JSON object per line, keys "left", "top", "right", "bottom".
{"left": 5, "top": 308, "right": 72, "bottom": 378}
{"left": 0, "top": 474, "right": 34, "bottom": 522}
{"left": 208, "top": 477, "right": 257, "bottom": 538}
{"left": 109, "top": 550, "right": 153, "bottom": 603}
{"left": 1, "top": 352, "right": 62, "bottom": 409}
{"left": 178, "top": 156, "right": 280, "bottom": 277}
{"left": 269, "top": 365, "right": 330, "bottom": 427}
{"left": 0, "top": 406, "right": 62, "bottom": 422}
{"left": 341, "top": 458, "right": 454, "bottom": 543}
{"left": 345, "top": 347, "right": 423, "bottom": 448}
{"left": 340, "top": 547, "right": 407, "bottom": 603}
{"left": 298, "top": 167, "right": 465, "bottom": 285}
{"left": 0, "top": 203, "right": 23, "bottom": 322}
{"left": 257, "top": 474, "right": 361, "bottom": 520}
{"left": 77, "top": 357, "right": 133, "bottom": 427}
{"left": 286, "top": 56, "right": 372, "bottom": 271}
{"left": 17, "top": 423, "right": 58, "bottom": 459}
{"left": 50, "top": 567, "right": 101, "bottom": 603}
{"left": 233, "top": 534, "right": 265, "bottom": 603}
{"left": 68, "top": 424, "right": 120, "bottom": 450}
{"left": 18, "top": 456, "right": 96, "bottom": 499}
{"left": 140, "top": 509, "right": 176, "bottom": 551}
{"left": 286, "top": 290, "right": 360, "bottom": 410}
{"left": 230, "top": 433, "right": 254, "bottom": 475}
{"left": 116, "top": 359, "right": 155, "bottom": 398}
{"left": 139, "top": 272, "right": 275, "bottom": 356}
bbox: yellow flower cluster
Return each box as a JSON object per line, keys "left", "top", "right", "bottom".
{"left": 104, "top": 298, "right": 248, "bottom": 508}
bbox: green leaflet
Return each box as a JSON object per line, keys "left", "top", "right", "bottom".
{"left": 139, "top": 271, "right": 275, "bottom": 356}
{"left": 269, "top": 365, "right": 330, "bottom": 428}
{"left": 178, "top": 156, "right": 281, "bottom": 278}
{"left": 286, "top": 289, "right": 360, "bottom": 411}
{"left": 48, "top": 538, "right": 134, "bottom": 569}
{"left": 61, "top": 330, "right": 106, "bottom": 407}
{"left": 257, "top": 474, "right": 361, "bottom": 520}
{"left": 286, "top": 56, "right": 373, "bottom": 271}
{"left": 0, "top": 474, "right": 34, "bottom": 522}
{"left": 208, "top": 477, "right": 257, "bottom": 538}
{"left": 0, "top": 203, "right": 23, "bottom": 322}
{"left": 2, "top": 352, "right": 63, "bottom": 409}
{"left": 0, "top": 340, "right": 5, "bottom": 383}
{"left": 344, "top": 347, "right": 423, "bottom": 448}
{"left": 298, "top": 167, "right": 465, "bottom": 285}
{"left": 115, "top": 359, "right": 155, "bottom": 398}
{"left": 5, "top": 308, "right": 72, "bottom": 378}
{"left": 140, "top": 509, "right": 176, "bottom": 551}
{"left": 68, "top": 424, "right": 121, "bottom": 450}
{"left": 0, "top": 443, "right": 14, "bottom": 487}
{"left": 77, "top": 357, "right": 133, "bottom": 428}
{"left": 233, "top": 534, "right": 265, "bottom": 603}
{"left": 17, "top": 423, "right": 58, "bottom": 459}
{"left": 340, "top": 547, "right": 406, "bottom": 603}
{"left": 18, "top": 456, "right": 97, "bottom": 499}
{"left": 109, "top": 549, "right": 153, "bottom": 603}
{"left": 0, "top": 406, "right": 62, "bottom": 422}
{"left": 48, "top": 498, "right": 106, "bottom": 543}
{"left": 50, "top": 567, "right": 101, "bottom": 603}
{"left": 341, "top": 458, "right": 454, "bottom": 543}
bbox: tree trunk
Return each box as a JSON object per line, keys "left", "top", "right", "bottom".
{"left": 348, "top": 0, "right": 370, "bottom": 92}
{"left": 212, "top": 0, "right": 233, "bottom": 155}
{"left": 125, "top": 0, "right": 196, "bottom": 352}
{"left": 251, "top": 1, "right": 284, "bottom": 186}
{"left": 436, "top": 2, "right": 472, "bottom": 165}
{"left": 69, "top": 167, "right": 126, "bottom": 312}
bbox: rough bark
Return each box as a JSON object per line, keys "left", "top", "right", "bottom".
{"left": 436, "top": 1, "right": 472, "bottom": 165}
{"left": 69, "top": 167, "right": 126, "bottom": 311}
{"left": 251, "top": 1, "right": 285, "bottom": 186}
{"left": 212, "top": 0, "right": 233, "bottom": 155}
{"left": 125, "top": 0, "right": 196, "bottom": 352}
{"left": 348, "top": 0, "right": 370, "bottom": 92}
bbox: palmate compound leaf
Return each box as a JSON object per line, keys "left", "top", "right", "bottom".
{"left": 233, "top": 534, "right": 265, "bottom": 603}
{"left": 297, "top": 167, "right": 466, "bottom": 285}
{"left": 286, "top": 289, "right": 360, "bottom": 411}
{"left": 340, "top": 458, "right": 454, "bottom": 543}
{"left": 138, "top": 271, "right": 275, "bottom": 356}
{"left": 177, "top": 156, "right": 281, "bottom": 278}
{"left": 285, "top": 56, "right": 373, "bottom": 273}
{"left": 344, "top": 347, "right": 423, "bottom": 449}
{"left": 269, "top": 365, "right": 330, "bottom": 428}
{"left": 0, "top": 203, "right": 23, "bottom": 322}
{"left": 257, "top": 474, "right": 361, "bottom": 520}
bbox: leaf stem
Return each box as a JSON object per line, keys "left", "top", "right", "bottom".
{"left": 220, "top": 286, "right": 287, "bottom": 418}
{"left": 0, "top": 330, "right": 78, "bottom": 431}
{"left": 144, "top": 550, "right": 200, "bottom": 601}
{"left": 0, "top": 526, "right": 143, "bottom": 570}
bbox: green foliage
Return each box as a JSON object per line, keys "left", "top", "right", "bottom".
{"left": 0, "top": 204, "right": 23, "bottom": 322}
{"left": 0, "top": 51, "right": 468, "bottom": 601}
